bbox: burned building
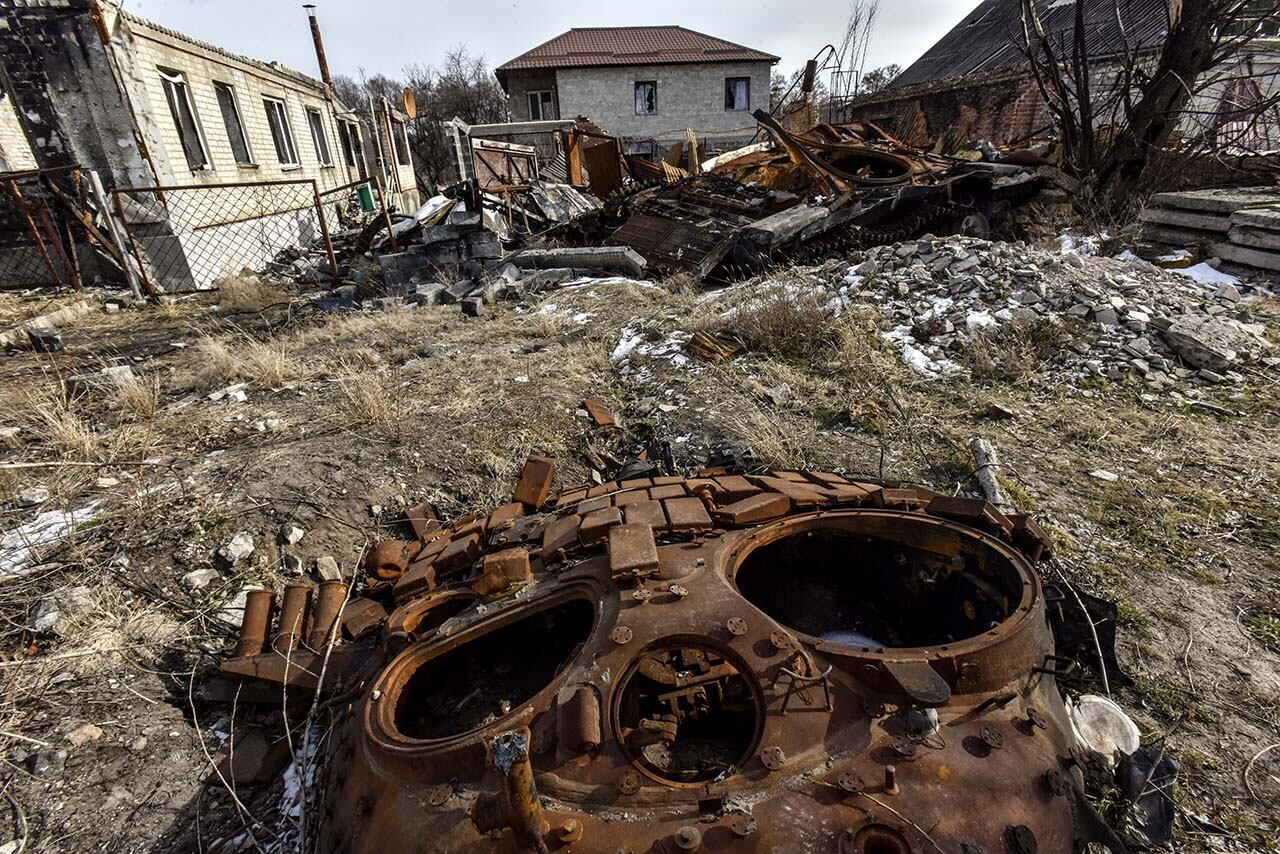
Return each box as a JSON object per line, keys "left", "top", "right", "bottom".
{"left": 0, "top": 0, "right": 419, "bottom": 291}
{"left": 839, "top": 0, "right": 1280, "bottom": 154}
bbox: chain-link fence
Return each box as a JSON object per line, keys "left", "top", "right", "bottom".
{"left": 111, "top": 179, "right": 339, "bottom": 293}
{"left": 0, "top": 166, "right": 86, "bottom": 291}
{"left": 317, "top": 176, "right": 396, "bottom": 247}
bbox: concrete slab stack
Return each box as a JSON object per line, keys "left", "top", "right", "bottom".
{"left": 1140, "top": 186, "right": 1280, "bottom": 275}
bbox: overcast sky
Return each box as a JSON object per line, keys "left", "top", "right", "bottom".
{"left": 122, "top": 0, "right": 977, "bottom": 86}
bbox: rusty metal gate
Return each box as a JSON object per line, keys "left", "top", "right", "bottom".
{"left": 110, "top": 178, "right": 340, "bottom": 293}
{"left": 0, "top": 166, "right": 89, "bottom": 291}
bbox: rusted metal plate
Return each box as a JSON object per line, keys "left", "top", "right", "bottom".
{"left": 662, "top": 497, "right": 712, "bottom": 532}
{"left": 514, "top": 455, "right": 556, "bottom": 510}
{"left": 622, "top": 500, "right": 667, "bottom": 532}
{"left": 579, "top": 506, "right": 623, "bottom": 544}
{"left": 713, "top": 492, "right": 791, "bottom": 524}
{"left": 581, "top": 398, "right": 615, "bottom": 428}
{"left": 608, "top": 523, "right": 659, "bottom": 575}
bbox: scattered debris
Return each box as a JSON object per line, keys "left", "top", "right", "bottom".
{"left": 217, "top": 532, "right": 255, "bottom": 565}
{"left": 28, "top": 585, "right": 94, "bottom": 634}
{"left": 15, "top": 487, "right": 50, "bottom": 508}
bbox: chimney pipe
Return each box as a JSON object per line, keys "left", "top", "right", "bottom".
{"left": 303, "top": 5, "right": 333, "bottom": 90}
{"left": 801, "top": 59, "right": 818, "bottom": 96}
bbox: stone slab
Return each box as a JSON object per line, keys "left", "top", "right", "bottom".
{"left": 1210, "top": 241, "right": 1280, "bottom": 272}
{"left": 1228, "top": 225, "right": 1280, "bottom": 252}
{"left": 1148, "top": 186, "right": 1280, "bottom": 214}
{"left": 505, "top": 246, "right": 647, "bottom": 278}
{"left": 1231, "top": 205, "right": 1280, "bottom": 230}
{"left": 1137, "top": 223, "right": 1222, "bottom": 247}
{"left": 1139, "top": 207, "right": 1231, "bottom": 233}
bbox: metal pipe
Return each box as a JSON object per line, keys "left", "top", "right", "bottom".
{"left": 309, "top": 179, "right": 340, "bottom": 288}
{"left": 273, "top": 583, "right": 312, "bottom": 654}
{"left": 303, "top": 5, "right": 334, "bottom": 90}
{"left": 308, "top": 580, "right": 346, "bottom": 650}
{"left": 235, "top": 589, "right": 277, "bottom": 658}
{"left": 107, "top": 185, "right": 157, "bottom": 298}
{"left": 472, "top": 730, "right": 549, "bottom": 853}
{"left": 374, "top": 174, "right": 397, "bottom": 252}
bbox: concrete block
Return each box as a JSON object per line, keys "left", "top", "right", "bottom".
{"left": 1228, "top": 225, "right": 1280, "bottom": 252}
{"left": 1138, "top": 223, "right": 1222, "bottom": 247}
{"left": 447, "top": 208, "right": 482, "bottom": 229}
{"left": 441, "top": 279, "right": 475, "bottom": 304}
{"left": 1231, "top": 205, "right": 1280, "bottom": 230}
{"left": 378, "top": 251, "right": 433, "bottom": 289}
{"left": 506, "top": 246, "right": 646, "bottom": 278}
{"left": 414, "top": 283, "right": 446, "bottom": 305}
{"left": 420, "top": 241, "right": 461, "bottom": 266}
{"left": 420, "top": 224, "right": 461, "bottom": 245}
{"left": 1139, "top": 207, "right": 1231, "bottom": 234}
{"left": 1210, "top": 241, "right": 1280, "bottom": 272}
{"left": 465, "top": 230, "right": 501, "bottom": 260}
{"left": 460, "top": 296, "right": 484, "bottom": 317}
{"left": 1149, "top": 186, "right": 1280, "bottom": 214}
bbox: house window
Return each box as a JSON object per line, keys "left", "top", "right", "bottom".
{"left": 306, "top": 107, "right": 333, "bottom": 167}
{"left": 213, "top": 82, "right": 252, "bottom": 165}
{"left": 158, "top": 69, "right": 208, "bottom": 171}
{"left": 725, "top": 77, "right": 750, "bottom": 111}
{"left": 527, "top": 90, "right": 555, "bottom": 120}
{"left": 337, "top": 120, "right": 359, "bottom": 168}
{"left": 263, "top": 97, "right": 300, "bottom": 168}
{"left": 391, "top": 119, "right": 411, "bottom": 166}
{"left": 635, "top": 81, "right": 657, "bottom": 115}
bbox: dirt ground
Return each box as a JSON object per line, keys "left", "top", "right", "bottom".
{"left": 0, "top": 255, "right": 1276, "bottom": 852}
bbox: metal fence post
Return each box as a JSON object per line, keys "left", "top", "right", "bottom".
{"left": 374, "top": 173, "right": 397, "bottom": 253}
{"left": 88, "top": 169, "right": 147, "bottom": 300}
{"left": 310, "top": 179, "right": 341, "bottom": 288}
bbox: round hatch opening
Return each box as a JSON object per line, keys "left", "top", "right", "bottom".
{"left": 392, "top": 598, "right": 595, "bottom": 741}
{"left": 614, "top": 640, "right": 763, "bottom": 786}
{"left": 734, "top": 517, "right": 1025, "bottom": 649}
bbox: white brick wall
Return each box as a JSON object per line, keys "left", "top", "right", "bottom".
{"left": 0, "top": 91, "right": 37, "bottom": 171}
{"left": 117, "top": 17, "right": 359, "bottom": 200}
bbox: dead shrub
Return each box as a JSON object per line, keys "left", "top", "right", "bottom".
{"left": 192, "top": 334, "right": 308, "bottom": 389}
{"left": 964, "top": 316, "right": 1071, "bottom": 381}
{"left": 217, "top": 275, "right": 286, "bottom": 313}
{"left": 715, "top": 282, "right": 844, "bottom": 362}
{"left": 661, "top": 272, "right": 700, "bottom": 295}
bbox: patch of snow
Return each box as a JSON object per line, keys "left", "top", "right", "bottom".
{"left": 1, "top": 500, "right": 105, "bottom": 579}
{"left": 1172, "top": 262, "right": 1242, "bottom": 287}
{"left": 965, "top": 310, "right": 998, "bottom": 332}
{"left": 1058, "top": 232, "right": 1109, "bottom": 256}
{"left": 610, "top": 325, "right": 645, "bottom": 362}
{"left": 843, "top": 269, "right": 865, "bottom": 286}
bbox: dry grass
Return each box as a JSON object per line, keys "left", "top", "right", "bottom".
{"left": 25, "top": 390, "right": 102, "bottom": 460}
{"left": 192, "top": 335, "right": 309, "bottom": 389}
{"left": 703, "top": 279, "right": 846, "bottom": 362}
{"left": 216, "top": 275, "right": 287, "bottom": 314}
{"left": 56, "top": 581, "right": 183, "bottom": 676}
{"left": 110, "top": 375, "right": 160, "bottom": 422}
{"left": 333, "top": 363, "right": 396, "bottom": 425}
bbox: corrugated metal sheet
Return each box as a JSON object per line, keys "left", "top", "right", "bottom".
{"left": 891, "top": 0, "right": 1169, "bottom": 88}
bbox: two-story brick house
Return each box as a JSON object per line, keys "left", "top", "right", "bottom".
{"left": 495, "top": 27, "right": 778, "bottom": 153}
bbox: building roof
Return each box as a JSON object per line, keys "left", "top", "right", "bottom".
{"left": 118, "top": 9, "right": 329, "bottom": 95}
{"left": 495, "top": 26, "right": 778, "bottom": 84}
{"left": 891, "top": 0, "right": 1168, "bottom": 88}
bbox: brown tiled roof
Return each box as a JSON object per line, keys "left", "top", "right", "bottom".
{"left": 495, "top": 26, "right": 778, "bottom": 81}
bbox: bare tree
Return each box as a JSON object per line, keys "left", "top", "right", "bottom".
{"left": 1018, "top": 0, "right": 1280, "bottom": 218}
{"left": 333, "top": 46, "right": 507, "bottom": 190}
{"left": 859, "top": 63, "right": 902, "bottom": 95}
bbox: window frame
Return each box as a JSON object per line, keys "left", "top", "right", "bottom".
{"left": 262, "top": 96, "right": 301, "bottom": 169}
{"left": 212, "top": 80, "right": 254, "bottom": 167}
{"left": 157, "top": 68, "right": 210, "bottom": 172}
{"left": 391, "top": 118, "right": 411, "bottom": 167}
{"left": 305, "top": 106, "right": 334, "bottom": 168}
{"left": 527, "top": 90, "right": 555, "bottom": 121}
{"left": 634, "top": 80, "right": 658, "bottom": 115}
{"left": 724, "top": 76, "right": 751, "bottom": 111}
{"left": 337, "top": 119, "right": 360, "bottom": 169}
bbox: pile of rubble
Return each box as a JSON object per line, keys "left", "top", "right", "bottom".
{"left": 818, "top": 235, "right": 1273, "bottom": 391}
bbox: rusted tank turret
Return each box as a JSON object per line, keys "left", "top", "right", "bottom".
{"left": 221, "top": 459, "right": 1121, "bottom": 853}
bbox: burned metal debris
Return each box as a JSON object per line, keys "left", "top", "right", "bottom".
{"left": 216, "top": 458, "right": 1140, "bottom": 853}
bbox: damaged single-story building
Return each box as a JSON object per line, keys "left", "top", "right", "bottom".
{"left": 839, "top": 0, "right": 1280, "bottom": 155}
{"left": 0, "top": 0, "right": 419, "bottom": 290}
{"left": 494, "top": 26, "right": 778, "bottom": 153}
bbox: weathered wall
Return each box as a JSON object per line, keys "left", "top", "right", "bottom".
{"left": 842, "top": 67, "right": 1050, "bottom": 150}
{"left": 553, "top": 60, "right": 772, "bottom": 149}
{"left": 0, "top": 0, "right": 152, "bottom": 189}
{"left": 107, "top": 9, "right": 358, "bottom": 193}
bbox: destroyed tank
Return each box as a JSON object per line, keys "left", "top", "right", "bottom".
{"left": 221, "top": 458, "right": 1121, "bottom": 853}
